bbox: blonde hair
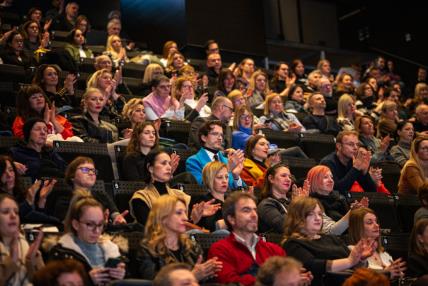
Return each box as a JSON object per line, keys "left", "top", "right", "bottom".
{"left": 249, "top": 70, "right": 270, "bottom": 94}
{"left": 81, "top": 87, "right": 103, "bottom": 112}
{"left": 122, "top": 98, "right": 145, "bottom": 121}
{"left": 143, "top": 63, "right": 164, "bottom": 84}
{"left": 337, "top": 94, "right": 355, "bottom": 121}
{"left": 142, "top": 195, "right": 194, "bottom": 261}
{"left": 414, "top": 83, "right": 428, "bottom": 104}
{"left": 172, "top": 76, "right": 194, "bottom": 101}
{"left": 87, "top": 69, "right": 112, "bottom": 89}
{"left": 105, "top": 35, "right": 122, "bottom": 60}
{"left": 202, "top": 161, "right": 228, "bottom": 192}
{"left": 401, "top": 135, "right": 428, "bottom": 186}
{"left": 227, "top": 89, "right": 245, "bottom": 109}
{"left": 264, "top": 93, "right": 282, "bottom": 116}
{"left": 283, "top": 197, "right": 324, "bottom": 241}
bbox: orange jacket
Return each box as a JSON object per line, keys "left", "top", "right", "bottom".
{"left": 12, "top": 115, "right": 74, "bottom": 139}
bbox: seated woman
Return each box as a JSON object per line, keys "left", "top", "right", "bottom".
{"left": 163, "top": 76, "right": 210, "bottom": 121}
{"left": 399, "top": 136, "right": 428, "bottom": 195}
{"left": 105, "top": 35, "right": 128, "bottom": 66}
{"left": 12, "top": 84, "right": 75, "bottom": 144}
{"left": 0, "top": 31, "right": 36, "bottom": 68}
{"left": 32, "top": 259, "right": 89, "bottom": 286}
{"left": 408, "top": 218, "right": 428, "bottom": 278}
{"left": 355, "top": 115, "right": 392, "bottom": 163}
{"left": 140, "top": 63, "right": 164, "bottom": 96}
{"left": 284, "top": 84, "right": 306, "bottom": 113}
{"left": 245, "top": 70, "right": 270, "bottom": 109}
{"left": 0, "top": 155, "right": 60, "bottom": 224}
{"left": 122, "top": 122, "right": 160, "bottom": 180}
{"left": 70, "top": 88, "right": 119, "bottom": 143}
{"left": 143, "top": 75, "right": 178, "bottom": 121}
{"left": 165, "top": 51, "right": 187, "bottom": 77}
{"left": 75, "top": 15, "right": 90, "bottom": 36}
{"left": 282, "top": 197, "right": 374, "bottom": 286}
{"left": 160, "top": 40, "right": 178, "bottom": 68}
{"left": 32, "top": 64, "right": 78, "bottom": 111}
{"left": 46, "top": 156, "right": 127, "bottom": 224}
{"left": 415, "top": 183, "right": 428, "bottom": 223}
{"left": 241, "top": 135, "right": 286, "bottom": 188}
{"left": 377, "top": 100, "right": 400, "bottom": 138}
{"left": 136, "top": 195, "right": 222, "bottom": 280}
{"left": 64, "top": 28, "right": 94, "bottom": 64}
{"left": 337, "top": 94, "right": 357, "bottom": 132}
{"left": 48, "top": 192, "right": 125, "bottom": 285}
{"left": 197, "top": 161, "right": 229, "bottom": 232}
{"left": 390, "top": 121, "right": 414, "bottom": 167}
{"left": 232, "top": 105, "right": 255, "bottom": 150}
{"left": 213, "top": 69, "right": 236, "bottom": 98}
{"left": 259, "top": 93, "right": 306, "bottom": 132}
{"left": 119, "top": 98, "right": 146, "bottom": 139}
{"left": 21, "top": 20, "right": 49, "bottom": 53}
{"left": 348, "top": 207, "right": 406, "bottom": 279}
{"left": 129, "top": 150, "right": 213, "bottom": 225}
{"left": 87, "top": 69, "right": 126, "bottom": 121}
{"left": 0, "top": 194, "right": 45, "bottom": 285}
{"left": 10, "top": 118, "right": 67, "bottom": 180}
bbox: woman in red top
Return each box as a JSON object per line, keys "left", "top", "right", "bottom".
{"left": 12, "top": 85, "right": 74, "bottom": 142}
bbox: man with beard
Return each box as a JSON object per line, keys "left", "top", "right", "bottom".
{"left": 207, "top": 192, "right": 285, "bottom": 286}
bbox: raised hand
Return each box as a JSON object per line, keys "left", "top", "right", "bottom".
{"left": 385, "top": 258, "right": 406, "bottom": 279}
{"left": 26, "top": 179, "right": 42, "bottom": 205}
{"left": 380, "top": 135, "right": 391, "bottom": 153}
{"left": 195, "top": 93, "right": 208, "bottom": 112}
{"left": 113, "top": 210, "right": 129, "bottom": 225}
{"left": 38, "top": 179, "right": 57, "bottom": 208}
{"left": 170, "top": 152, "right": 180, "bottom": 174}
{"left": 43, "top": 103, "right": 51, "bottom": 123}
{"left": 64, "top": 73, "right": 77, "bottom": 95}
{"left": 25, "top": 230, "right": 44, "bottom": 266}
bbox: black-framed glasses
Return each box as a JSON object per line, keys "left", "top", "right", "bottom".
{"left": 223, "top": 105, "right": 233, "bottom": 111}
{"left": 79, "top": 221, "right": 105, "bottom": 231}
{"left": 77, "top": 167, "right": 98, "bottom": 175}
{"left": 208, "top": 132, "right": 224, "bottom": 138}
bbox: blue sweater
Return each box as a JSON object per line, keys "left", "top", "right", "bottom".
{"left": 232, "top": 126, "right": 252, "bottom": 150}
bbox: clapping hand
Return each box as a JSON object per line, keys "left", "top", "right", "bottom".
{"left": 192, "top": 255, "right": 223, "bottom": 281}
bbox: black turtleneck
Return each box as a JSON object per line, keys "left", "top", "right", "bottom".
{"left": 131, "top": 181, "right": 169, "bottom": 225}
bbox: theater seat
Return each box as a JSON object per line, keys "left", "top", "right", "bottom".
{"left": 190, "top": 233, "right": 229, "bottom": 256}
{"left": 111, "top": 180, "right": 146, "bottom": 221}
{"left": 396, "top": 194, "right": 421, "bottom": 233}
{"left": 300, "top": 133, "right": 336, "bottom": 162}
{"left": 260, "top": 128, "right": 300, "bottom": 149}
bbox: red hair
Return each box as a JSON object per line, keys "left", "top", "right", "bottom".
{"left": 306, "top": 165, "right": 331, "bottom": 193}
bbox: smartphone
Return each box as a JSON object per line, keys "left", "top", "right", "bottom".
{"left": 105, "top": 257, "right": 121, "bottom": 268}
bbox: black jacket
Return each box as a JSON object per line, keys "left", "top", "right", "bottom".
{"left": 70, "top": 112, "right": 118, "bottom": 143}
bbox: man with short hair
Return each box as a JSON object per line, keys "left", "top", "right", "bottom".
{"left": 153, "top": 263, "right": 199, "bottom": 286}
{"left": 320, "top": 130, "right": 377, "bottom": 195}
{"left": 188, "top": 96, "right": 234, "bottom": 149}
{"left": 414, "top": 104, "right": 428, "bottom": 133}
{"left": 205, "top": 40, "right": 220, "bottom": 55}
{"left": 53, "top": 1, "right": 78, "bottom": 31}
{"left": 207, "top": 192, "right": 285, "bottom": 286}
{"left": 186, "top": 120, "right": 245, "bottom": 188}
{"left": 302, "top": 92, "right": 339, "bottom": 135}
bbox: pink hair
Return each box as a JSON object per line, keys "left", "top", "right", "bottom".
{"left": 306, "top": 165, "right": 331, "bottom": 193}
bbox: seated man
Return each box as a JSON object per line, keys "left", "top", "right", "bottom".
{"left": 414, "top": 104, "right": 428, "bottom": 134}
{"left": 186, "top": 120, "right": 245, "bottom": 189}
{"left": 320, "top": 130, "right": 377, "bottom": 195}
{"left": 302, "top": 92, "right": 339, "bottom": 135}
{"left": 208, "top": 192, "right": 285, "bottom": 286}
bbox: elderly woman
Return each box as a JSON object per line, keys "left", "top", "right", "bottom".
{"left": 0, "top": 194, "right": 45, "bottom": 286}
{"left": 337, "top": 94, "right": 357, "bottom": 131}
{"left": 136, "top": 195, "right": 222, "bottom": 280}
{"left": 70, "top": 88, "right": 118, "bottom": 143}
{"left": 348, "top": 207, "right": 406, "bottom": 279}
{"left": 64, "top": 28, "right": 93, "bottom": 63}
{"left": 12, "top": 84, "right": 75, "bottom": 143}
{"left": 398, "top": 136, "right": 428, "bottom": 194}
{"left": 282, "top": 197, "right": 374, "bottom": 286}
{"left": 49, "top": 192, "right": 125, "bottom": 285}
{"left": 32, "top": 64, "right": 78, "bottom": 110}
{"left": 390, "top": 121, "right": 414, "bottom": 167}
{"left": 87, "top": 68, "right": 126, "bottom": 121}
{"left": 143, "top": 75, "right": 178, "bottom": 120}
{"left": 10, "top": 118, "right": 67, "bottom": 180}
{"left": 259, "top": 93, "right": 305, "bottom": 132}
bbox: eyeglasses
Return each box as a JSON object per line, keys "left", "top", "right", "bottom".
{"left": 79, "top": 221, "right": 105, "bottom": 231}
{"left": 208, "top": 132, "right": 224, "bottom": 138}
{"left": 77, "top": 167, "right": 98, "bottom": 175}
{"left": 158, "top": 84, "right": 172, "bottom": 90}
{"left": 223, "top": 105, "right": 233, "bottom": 111}
{"left": 240, "top": 114, "right": 252, "bottom": 120}
{"left": 341, "top": 142, "right": 360, "bottom": 148}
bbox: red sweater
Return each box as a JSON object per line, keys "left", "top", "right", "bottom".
{"left": 207, "top": 233, "right": 285, "bottom": 286}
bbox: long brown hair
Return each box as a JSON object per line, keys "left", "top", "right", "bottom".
{"left": 409, "top": 218, "right": 428, "bottom": 257}
{"left": 126, "top": 122, "right": 159, "bottom": 154}
{"left": 348, "top": 207, "right": 383, "bottom": 252}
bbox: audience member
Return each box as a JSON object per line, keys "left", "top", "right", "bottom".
{"left": 160, "top": 40, "right": 178, "bottom": 67}
{"left": 10, "top": 118, "right": 66, "bottom": 180}
{"left": 153, "top": 263, "right": 199, "bottom": 286}
{"left": 321, "top": 131, "right": 377, "bottom": 194}
{"left": 208, "top": 192, "right": 285, "bottom": 286}
{"left": 342, "top": 268, "right": 390, "bottom": 286}
{"left": 21, "top": 20, "right": 49, "bottom": 53}
{"left": 270, "top": 62, "right": 294, "bottom": 96}
{"left": 398, "top": 135, "right": 428, "bottom": 194}
{"left": 52, "top": 1, "right": 78, "bottom": 31}
{"left": 232, "top": 105, "right": 255, "bottom": 150}
{"left": 282, "top": 197, "right": 374, "bottom": 286}
{"left": 0, "top": 31, "right": 36, "bottom": 68}
{"left": 377, "top": 100, "right": 399, "bottom": 137}
{"left": 413, "top": 103, "right": 428, "bottom": 133}
{"left": 71, "top": 88, "right": 119, "bottom": 143}
{"left": 186, "top": 120, "right": 245, "bottom": 188}
{"left": 348, "top": 207, "right": 406, "bottom": 278}
{"left": 0, "top": 193, "right": 45, "bottom": 285}
{"left": 205, "top": 52, "right": 222, "bottom": 87}
{"left": 290, "top": 59, "right": 308, "bottom": 86}
{"left": 49, "top": 192, "right": 125, "bottom": 285}
{"left": 337, "top": 94, "right": 357, "bottom": 131}
{"left": 64, "top": 28, "right": 94, "bottom": 64}
{"left": 143, "top": 75, "right": 177, "bottom": 120}
{"left": 137, "top": 195, "right": 223, "bottom": 280}
{"left": 284, "top": 84, "right": 305, "bottom": 113}
{"left": 74, "top": 15, "right": 90, "bottom": 35}
{"left": 407, "top": 218, "right": 428, "bottom": 277}
{"left": 355, "top": 82, "right": 377, "bottom": 116}
{"left": 415, "top": 183, "right": 428, "bottom": 223}
{"left": 188, "top": 96, "right": 234, "bottom": 149}
{"left": 302, "top": 92, "right": 339, "bottom": 135}
{"left": 214, "top": 69, "right": 236, "bottom": 98}
{"left": 235, "top": 58, "right": 255, "bottom": 91}
{"left": 390, "top": 121, "right": 414, "bottom": 167}
{"left": 32, "top": 259, "right": 89, "bottom": 286}
{"left": 246, "top": 70, "right": 270, "bottom": 109}
{"left": 165, "top": 51, "right": 186, "bottom": 77}
{"left": 119, "top": 97, "right": 146, "bottom": 138}
{"left": 105, "top": 35, "right": 128, "bottom": 66}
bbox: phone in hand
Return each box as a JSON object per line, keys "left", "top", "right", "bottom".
{"left": 105, "top": 257, "right": 121, "bottom": 268}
